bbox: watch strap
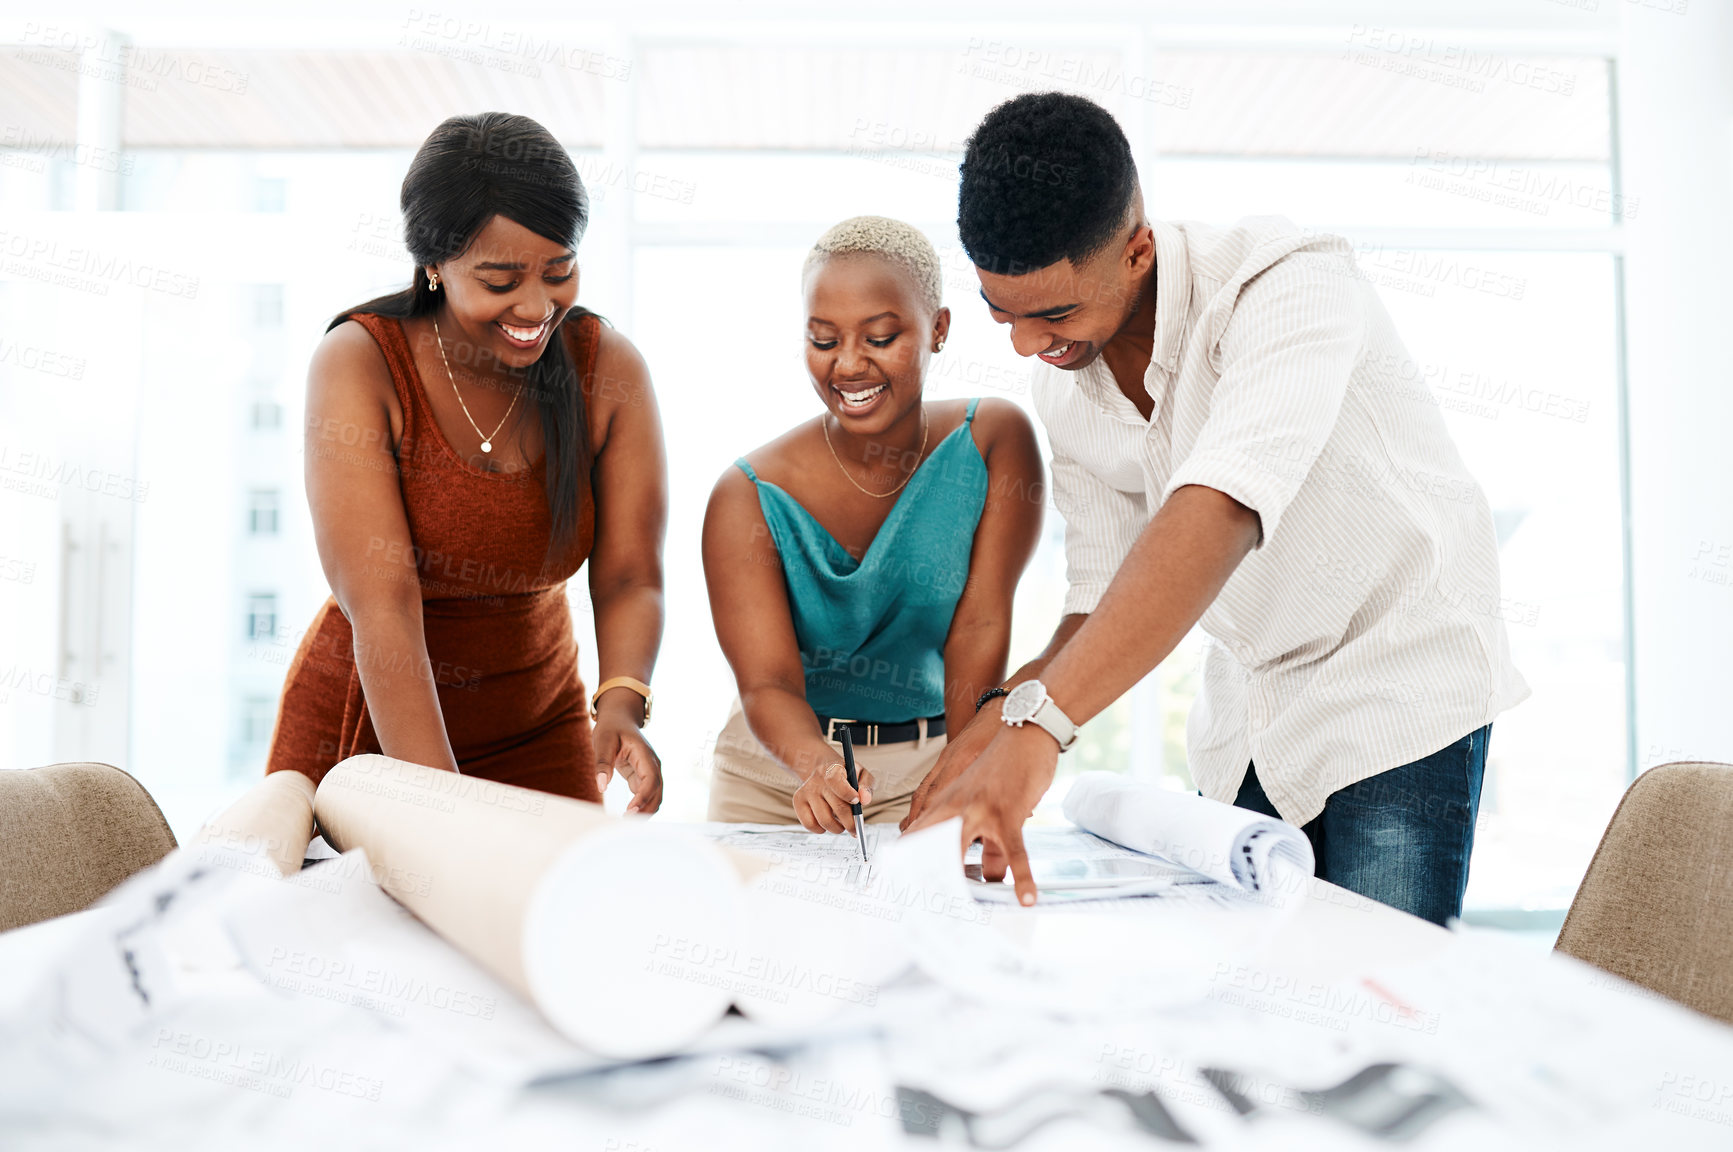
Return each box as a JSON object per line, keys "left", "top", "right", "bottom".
{"left": 1029, "top": 697, "right": 1078, "bottom": 752}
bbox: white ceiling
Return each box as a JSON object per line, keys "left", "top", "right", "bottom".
{"left": 0, "top": 6, "right": 1614, "bottom": 159}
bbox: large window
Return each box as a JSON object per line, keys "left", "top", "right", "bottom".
{"left": 0, "top": 15, "right": 1631, "bottom": 918}
{"left": 618, "top": 37, "right": 1629, "bottom": 918}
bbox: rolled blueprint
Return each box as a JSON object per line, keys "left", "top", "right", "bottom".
{"left": 313, "top": 754, "right": 745, "bottom": 1058}
{"left": 1061, "top": 771, "right": 1315, "bottom": 900}
{"left": 195, "top": 770, "right": 318, "bottom": 876}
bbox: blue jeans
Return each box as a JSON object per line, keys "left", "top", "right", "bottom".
{"left": 1232, "top": 725, "right": 1490, "bottom": 926}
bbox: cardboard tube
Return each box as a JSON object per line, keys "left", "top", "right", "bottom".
{"left": 313, "top": 754, "right": 745, "bottom": 1058}
{"left": 195, "top": 771, "right": 317, "bottom": 876}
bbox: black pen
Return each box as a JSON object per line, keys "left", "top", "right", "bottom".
{"left": 839, "top": 728, "right": 869, "bottom": 863}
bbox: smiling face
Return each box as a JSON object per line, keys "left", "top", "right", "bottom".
{"left": 974, "top": 221, "right": 1154, "bottom": 372}
{"left": 428, "top": 214, "right": 579, "bottom": 371}
{"left": 803, "top": 253, "right": 950, "bottom": 433}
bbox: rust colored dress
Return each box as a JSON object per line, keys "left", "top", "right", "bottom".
{"left": 264, "top": 311, "right": 599, "bottom": 801}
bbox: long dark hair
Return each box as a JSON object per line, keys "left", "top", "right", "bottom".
{"left": 332, "top": 111, "right": 595, "bottom": 562}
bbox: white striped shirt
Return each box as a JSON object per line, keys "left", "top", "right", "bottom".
{"left": 1036, "top": 216, "right": 1529, "bottom": 825}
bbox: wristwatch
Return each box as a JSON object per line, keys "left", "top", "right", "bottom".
{"left": 999, "top": 680, "right": 1078, "bottom": 751}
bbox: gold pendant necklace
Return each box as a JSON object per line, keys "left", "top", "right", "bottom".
{"left": 823, "top": 407, "right": 929, "bottom": 499}
{"left": 432, "top": 317, "right": 520, "bottom": 454}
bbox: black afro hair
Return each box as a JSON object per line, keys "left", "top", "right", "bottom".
{"left": 957, "top": 91, "right": 1137, "bottom": 274}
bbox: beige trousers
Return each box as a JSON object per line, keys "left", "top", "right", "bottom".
{"left": 706, "top": 698, "right": 945, "bottom": 825}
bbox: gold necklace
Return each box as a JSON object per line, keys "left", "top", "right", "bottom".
{"left": 823, "top": 407, "right": 928, "bottom": 499}
{"left": 432, "top": 317, "right": 520, "bottom": 454}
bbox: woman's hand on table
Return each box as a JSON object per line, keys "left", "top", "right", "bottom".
{"left": 591, "top": 697, "right": 663, "bottom": 814}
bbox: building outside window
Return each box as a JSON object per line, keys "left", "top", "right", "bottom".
{"left": 245, "top": 592, "right": 277, "bottom": 642}
{"left": 240, "top": 694, "right": 276, "bottom": 745}
{"left": 252, "top": 283, "right": 284, "bottom": 328}
{"left": 247, "top": 489, "right": 279, "bottom": 536}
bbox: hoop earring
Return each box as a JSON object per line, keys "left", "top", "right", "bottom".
{"left": 427, "top": 270, "right": 441, "bottom": 291}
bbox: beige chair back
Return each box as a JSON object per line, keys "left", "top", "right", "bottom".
{"left": 0, "top": 761, "right": 178, "bottom": 933}
{"left": 1556, "top": 761, "right": 1733, "bottom": 1023}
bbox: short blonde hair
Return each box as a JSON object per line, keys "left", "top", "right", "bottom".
{"left": 802, "top": 215, "right": 943, "bottom": 313}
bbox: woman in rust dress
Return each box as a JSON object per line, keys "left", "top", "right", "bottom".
{"left": 265, "top": 112, "right": 666, "bottom": 808}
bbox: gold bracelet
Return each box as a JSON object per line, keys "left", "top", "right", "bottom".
{"left": 590, "top": 676, "right": 653, "bottom": 723}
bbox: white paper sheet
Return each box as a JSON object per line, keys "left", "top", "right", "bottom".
{"left": 877, "top": 819, "right": 1242, "bottom": 1017}
{"left": 690, "top": 823, "right": 914, "bottom": 1026}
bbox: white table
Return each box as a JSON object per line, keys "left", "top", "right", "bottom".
{"left": 0, "top": 828, "right": 1729, "bottom": 1151}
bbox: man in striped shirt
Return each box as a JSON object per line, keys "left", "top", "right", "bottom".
{"left": 905, "top": 92, "right": 1528, "bottom": 925}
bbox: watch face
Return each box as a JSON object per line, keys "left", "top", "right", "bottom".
{"left": 1003, "top": 680, "right": 1045, "bottom": 723}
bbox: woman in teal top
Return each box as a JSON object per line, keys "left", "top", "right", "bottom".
{"left": 702, "top": 216, "right": 1043, "bottom": 832}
